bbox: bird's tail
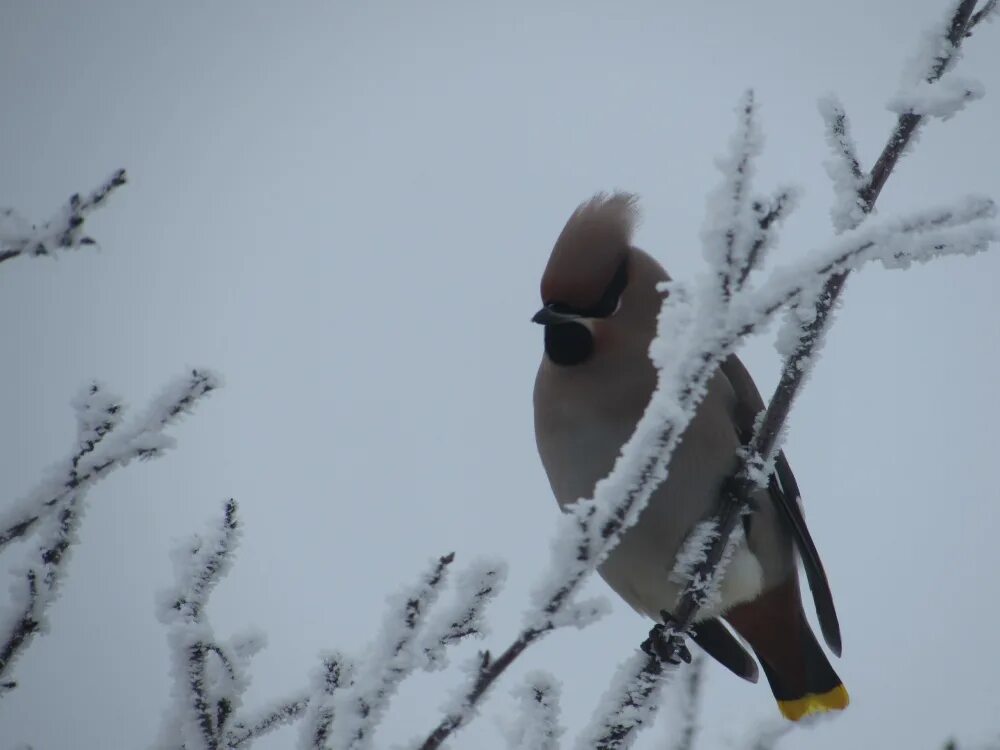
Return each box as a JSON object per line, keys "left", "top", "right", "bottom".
{"left": 757, "top": 616, "right": 849, "bottom": 721}
{"left": 726, "top": 580, "right": 849, "bottom": 721}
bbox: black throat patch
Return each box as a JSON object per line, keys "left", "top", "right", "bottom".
{"left": 544, "top": 322, "right": 593, "bottom": 366}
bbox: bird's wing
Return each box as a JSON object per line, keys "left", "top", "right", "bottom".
{"left": 719, "top": 354, "right": 842, "bottom": 656}
{"left": 690, "top": 617, "right": 760, "bottom": 683}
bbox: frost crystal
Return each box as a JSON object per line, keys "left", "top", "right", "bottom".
{"left": 888, "top": 75, "right": 985, "bottom": 120}
{"left": 503, "top": 671, "right": 563, "bottom": 750}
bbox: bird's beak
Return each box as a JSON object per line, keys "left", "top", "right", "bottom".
{"left": 532, "top": 305, "right": 582, "bottom": 325}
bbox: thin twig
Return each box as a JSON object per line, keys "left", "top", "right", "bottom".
{"left": 668, "top": 655, "right": 705, "bottom": 750}
{"left": 0, "top": 169, "right": 126, "bottom": 266}
{"left": 418, "top": 633, "right": 543, "bottom": 750}
{"left": 226, "top": 696, "right": 310, "bottom": 748}
{"left": 299, "top": 654, "right": 353, "bottom": 750}
{"left": 967, "top": 0, "right": 998, "bottom": 30}
{"left": 758, "top": 0, "right": 979, "bottom": 466}
{"left": 0, "top": 371, "right": 218, "bottom": 551}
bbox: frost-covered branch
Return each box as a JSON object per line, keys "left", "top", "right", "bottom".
{"left": 421, "top": 559, "right": 506, "bottom": 671}
{"left": 226, "top": 694, "right": 309, "bottom": 748}
{"left": 737, "top": 188, "right": 798, "bottom": 291}
{"left": 158, "top": 499, "right": 311, "bottom": 750}
{"left": 666, "top": 655, "right": 705, "bottom": 750}
{"left": 166, "top": 498, "right": 241, "bottom": 624}
{"left": 328, "top": 554, "right": 454, "bottom": 750}
{"left": 158, "top": 499, "right": 244, "bottom": 750}
{"left": 0, "top": 372, "right": 220, "bottom": 697}
{"left": 0, "top": 169, "right": 127, "bottom": 266}
{"left": 818, "top": 96, "right": 865, "bottom": 233}
{"left": 702, "top": 90, "right": 799, "bottom": 299}
{"left": 504, "top": 671, "right": 564, "bottom": 750}
{"left": 298, "top": 653, "right": 354, "bottom": 750}
{"left": 759, "top": 0, "right": 985, "bottom": 484}
{"left": 967, "top": 0, "right": 998, "bottom": 28}
{"left": 155, "top": 539, "right": 503, "bottom": 749}
{"left": 577, "top": 650, "right": 675, "bottom": 749}
{"left": 867, "top": 0, "right": 979, "bottom": 207}
{"left": 0, "top": 370, "right": 220, "bottom": 552}
{"left": 418, "top": 632, "right": 539, "bottom": 749}
{"left": 708, "top": 90, "right": 763, "bottom": 301}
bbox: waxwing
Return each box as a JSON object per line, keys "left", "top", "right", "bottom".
{"left": 532, "top": 192, "right": 847, "bottom": 721}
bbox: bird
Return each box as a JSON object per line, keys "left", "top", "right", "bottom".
{"left": 532, "top": 192, "right": 848, "bottom": 721}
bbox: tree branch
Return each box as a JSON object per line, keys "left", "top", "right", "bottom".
{"left": 420, "top": 559, "right": 506, "bottom": 671}
{"left": 667, "top": 654, "right": 705, "bottom": 750}
{"left": 505, "top": 671, "right": 563, "bottom": 750}
{"left": 0, "top": 374, "right": 219, "bottom": 696}
{"left": 157, "top": 499, "right": 257, "bottom": 750}
{"left": 299, "top": 653, "right": 353, "bottom": 750}
{"left": 0, "top": 169, "right": 126, "bottom": 266}
{"left": 0, "top": 370, "right": 219, "bottom": 552}
{"left": 226, "top": 694, "right": 310, "bottom": 748}
{"left": 330, "top": 554, "right": 454, "bottom": 750}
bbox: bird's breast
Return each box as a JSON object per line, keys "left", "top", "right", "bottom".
{"left": 534, "top": 360, "right": 769, "bottom": 618}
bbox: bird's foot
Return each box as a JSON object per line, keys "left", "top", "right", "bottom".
{"left": 640, "top": 610, "right": 691, "bottom": 665}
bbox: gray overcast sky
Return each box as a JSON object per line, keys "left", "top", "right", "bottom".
{"left": 2, "top": 1, "right": 999, "bottom": 748}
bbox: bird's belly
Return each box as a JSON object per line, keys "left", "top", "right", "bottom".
{"left": 535, "top": 366, "right": 770, "bottom": 621}
{"left": 598, "top": 537, "right": 764, "bottom": 622}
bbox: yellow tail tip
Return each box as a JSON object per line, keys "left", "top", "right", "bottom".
{"left": 778, "top": 684, "right": 850, "bottom": 721}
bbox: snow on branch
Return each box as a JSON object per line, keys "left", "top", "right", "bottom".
{"left": 739, "top": 188, "right": 799, "bottom": 290}
{"left": 665, "top": 654, "right": 705, "bottom": 750}
{"left": 226, "top": 695, "right": 310, "bottom": 749}
{"left": 157, "top": 499, "right": 309, "bottom": 750}
{"left": 298, "top": 653, "right": 354, "bottom": 750}
{"left": 818, "top": 96, "right": 865, "bottom": 233}
{"left": 700, "top": 92, "right": 800, "bottom": 299}
{"left": 0, "top": 372, "right": 220, "bottom": 698}
{"left": 742, "top": 195, "right": 995, "bottom": 322}
{"left": 967, "top": 0, "right": 998, "bottom": 29}
{"left": 420, "top": 558, "right": 507, "bottom": 671}
{"left": 756, "top": 0, "right": 989, "bottom": 469}
{"left": 865, "top": 0, "right": 980, "bottom": 208}
{"left": 159, "top": 544, "right": 506, "bottom": 749}
{"left": 503, "top": 671, "right": 564, "bottom": 750}
{"left": 0, "top": 169, "right": 127, "bottom": 266}
{"left": 164, "top": 498, "right": 242, "bottom": 624}
{"left": 0, "top": 369, "right": 221, "bottom": 554}
{"left": 578, "top": 650, "right": 675, "bottom": 749}
{"left": 328, "top": 554, "right": 455, "bottom": 750}
{"left": 0, "top": 382, "right": 119, "bottom": 552}
{"left": 702, "top": 89, "right": 764, "bottom": 300}
{"left": 887, "top": 74, "right": 984, "bottom": 120}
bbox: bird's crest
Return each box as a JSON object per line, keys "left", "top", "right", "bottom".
{"left": 542, "top": 192, "right": 639, "bottom": 307}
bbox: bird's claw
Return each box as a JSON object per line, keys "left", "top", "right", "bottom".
{"left": 640, "top": 610, "right": 691, "bottom": 665}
